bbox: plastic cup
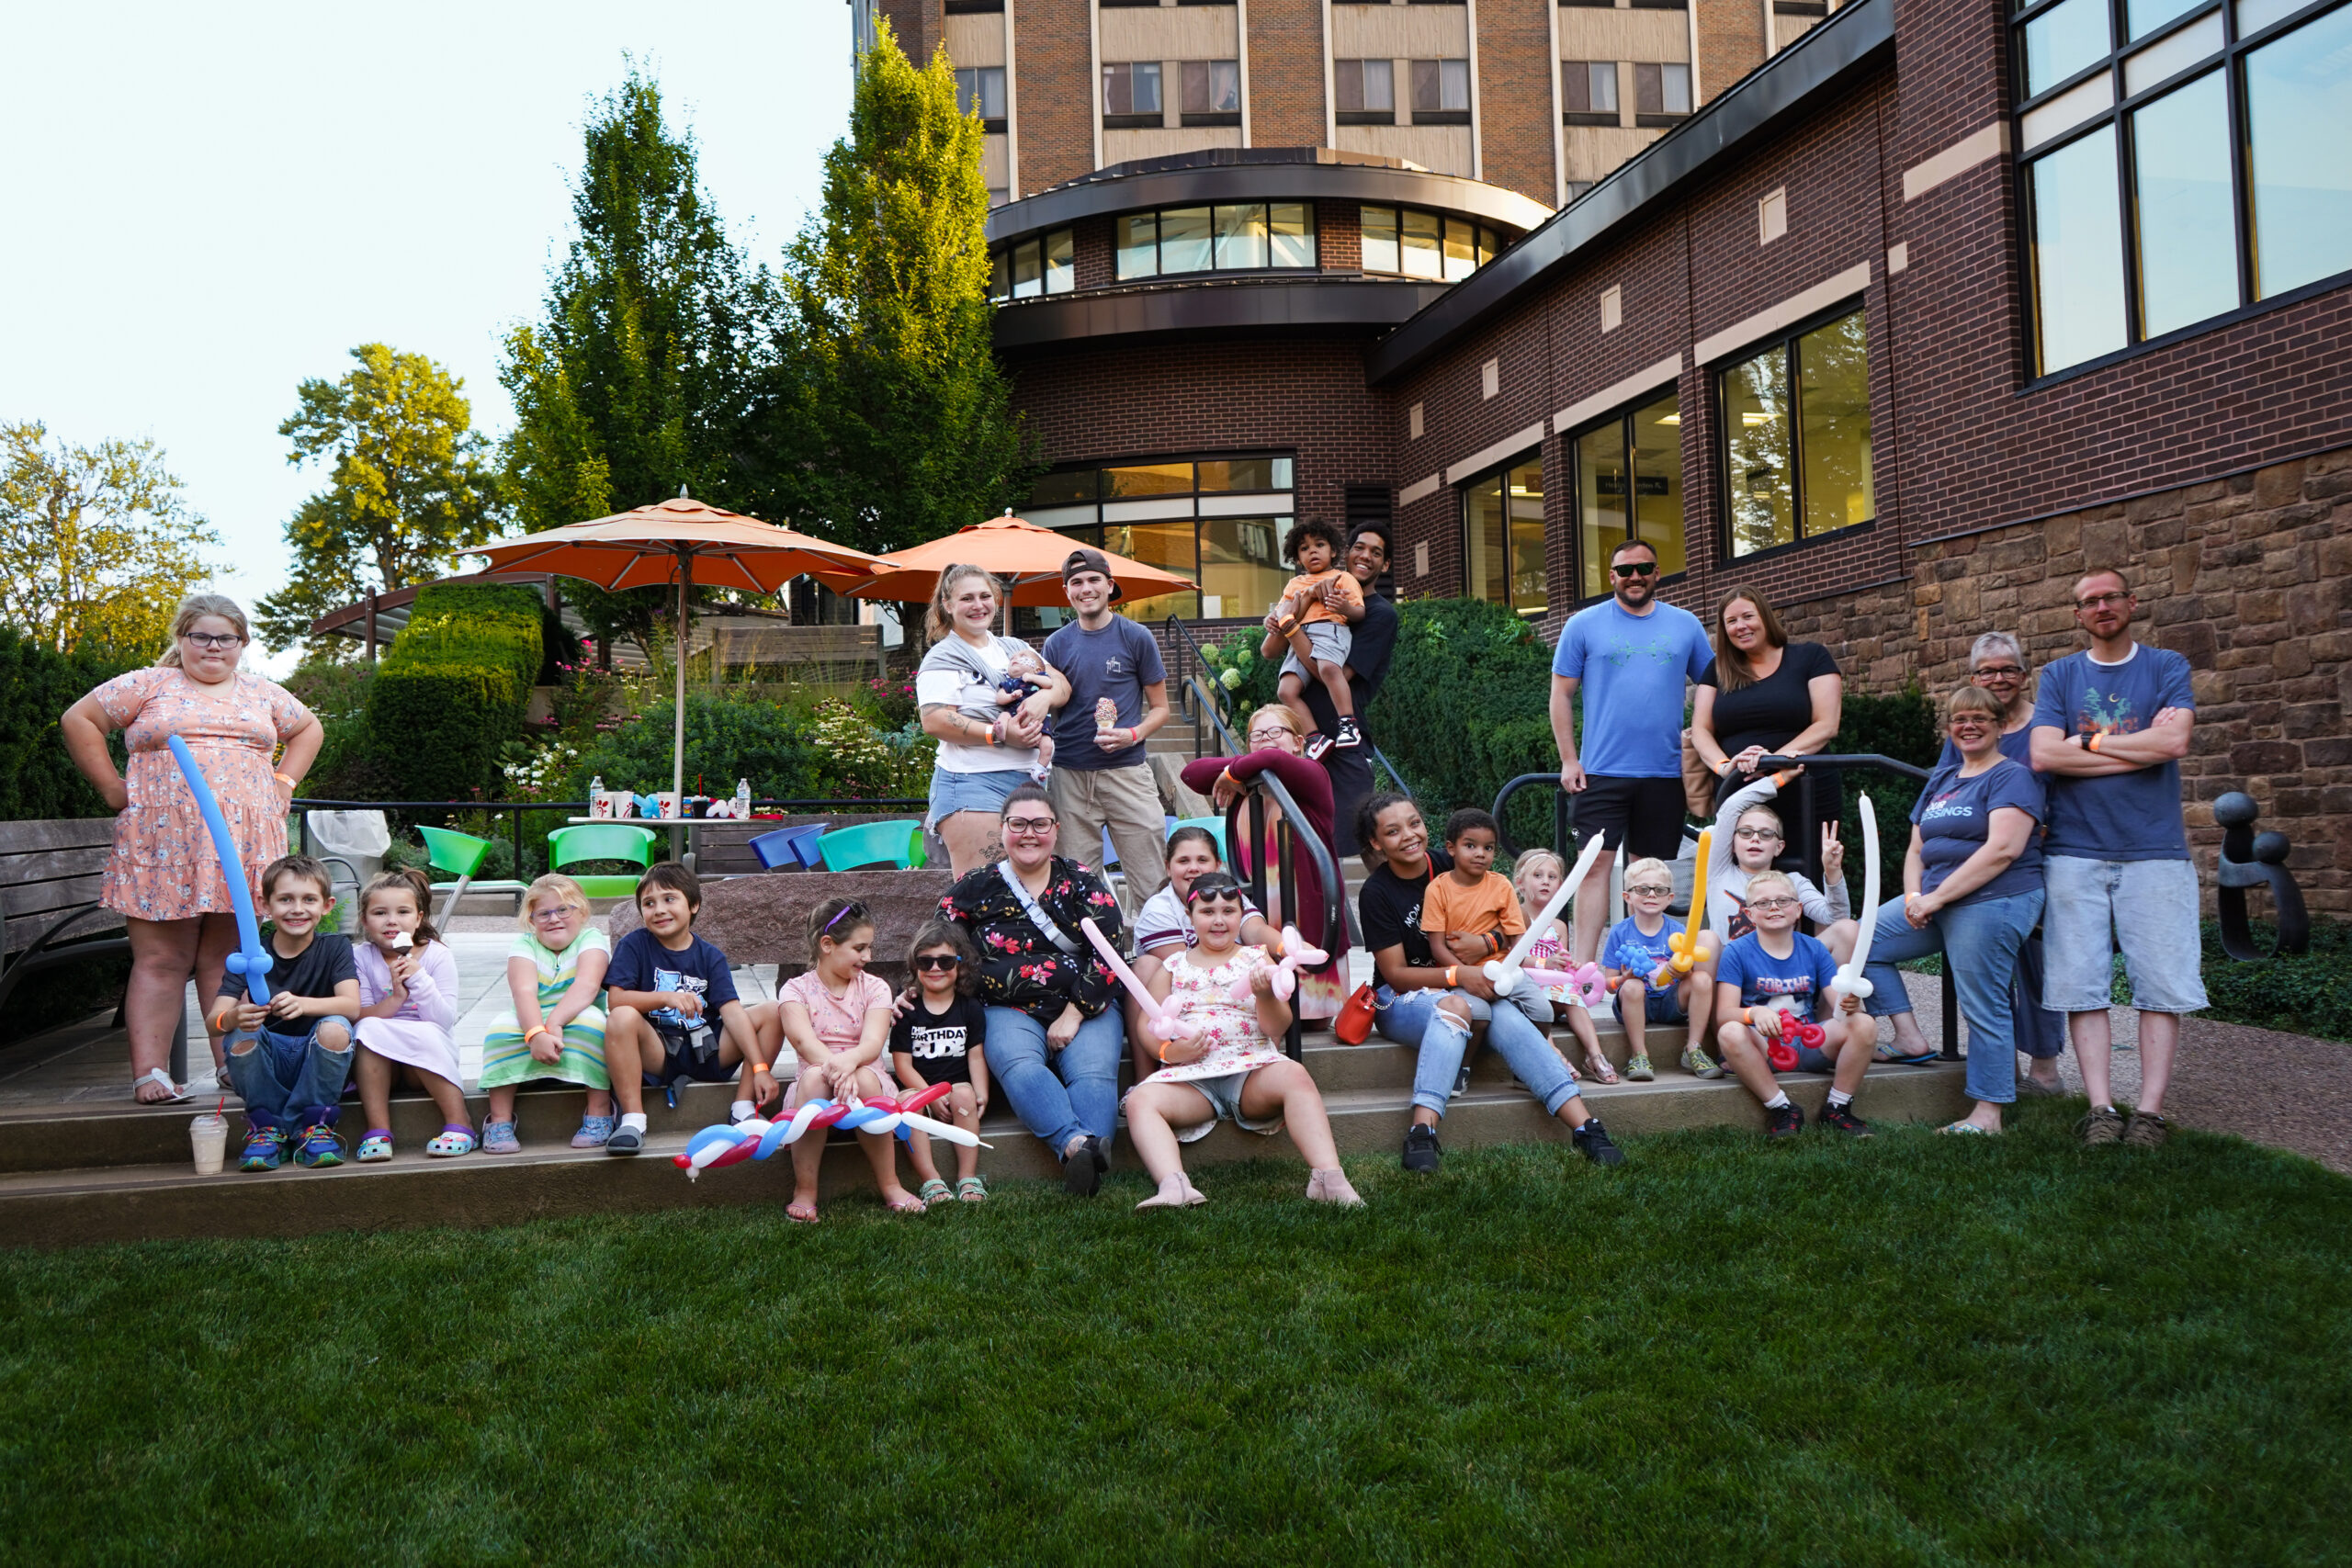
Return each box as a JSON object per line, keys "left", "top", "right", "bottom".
{"left": 189, "top": 1112, "right": 228, "bottom": 1176}
{"left": 599, "top": 790, "right": 634, "bottom": 819}
{"left": 653, "top": 791, "right": 682, "bottom": 820}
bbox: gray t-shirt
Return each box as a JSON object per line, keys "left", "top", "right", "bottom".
{"left": 1043, "top": 616, "right": 1166, "bottom": 771}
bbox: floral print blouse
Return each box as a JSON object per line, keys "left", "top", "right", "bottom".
{"left": 939, "top": 856, "right": 1124, "bottom": 1022}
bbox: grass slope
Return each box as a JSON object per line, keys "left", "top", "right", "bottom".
{"left": 4, "top": 1103, "right": 2348, "bottom": 1566}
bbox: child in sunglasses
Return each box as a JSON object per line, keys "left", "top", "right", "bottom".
{"left": 889, "top": 919, "right": 991, "bottom": 1203}
{"left": 1601, "top": 857, "right": 1718, "bottom": 1081}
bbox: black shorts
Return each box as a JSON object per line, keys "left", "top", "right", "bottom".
{"left": 1574, "top": 775, "right": 1688, "bottom": 862}
{"left": 901, "top": 1052, "right": 972, "bottom": 1088}
{"left": 645, "top": 1022, "right": 738, "bottom": 1088}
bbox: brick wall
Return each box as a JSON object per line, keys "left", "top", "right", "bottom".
{"left": 1475, "top": 0, "right": 1560, "bottom": 207}
{"left": 1694, "top": 0, "right": 1766, "bottom": 104}
{"left": 1016, "top": 0, "right": 1096, "bottom": 192}
{"left": 879, "top": 0, "right": 944, "bottom": 65}
{"left": 1247, "top": 0, "right": 1330, "bottom": 151}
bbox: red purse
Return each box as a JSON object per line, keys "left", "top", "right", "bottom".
{"left": 1334, "top": 983, "right": 1377, "bottom": 1044}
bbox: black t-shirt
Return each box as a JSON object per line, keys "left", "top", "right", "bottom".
{"left": 1356, "top": 845, "right": 1453, "bottom": 971}
{"left": 1700, "top": 640, "right": 1840, "bottom": 759}
{"left": 889, "top": 995, "right": 989, "bottom": 1070}
{"left": 216, "top": 932, "right": 357, "bottom": 1007}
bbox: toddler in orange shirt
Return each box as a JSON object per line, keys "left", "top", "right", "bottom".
{"left": 1421, "top": 808, "right": 1553, "bottom": 1030}
{"left": 1258, "top": 517, "right": 1364, "bottom": 759}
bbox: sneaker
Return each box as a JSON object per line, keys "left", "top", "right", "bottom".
{"left": 293, "top": 1123, "right": 345, "bottom": 1168}
{"left": 571, "top": 1115, "right": 615, "bottom": 1150}
{"left": 1765, "top": 1101, "right": 1805, "bottom": 1140}
{"left": 2077, "top": 1105, "right": 2126, "bottom": 1147}
{"left": 1304, "top": 730, "right": 1334, "bottom": 761}
{"left": 1572, "top": 1118, "right": 1625, "bottom": 1166}
{"left": 2017, "top": 1076, "right": 2067, "bottom": 1100}
{"left": 2120, "top": 1110, "right": 2170, "bottom": 1148}
{"left": 1334, "top": 716, "right": 1363, "bottom": 750}
{"left": 1623, "top": 1053, "right": 1655, "bottom": 1082}
{"left": 238, "top": 1125, "right": 286, "bottom": 1172}
{"left": 1682, "top": 1044, "right": 1725, "bottom": 1080}
{"left": 1818, "top": 1100, "right": 1872, "bottom": 1138}
{"left": 1402, "top": 1123, "right": 1443, "bottom": 1173}
{"left": 481, "top": 1120, "right": 521, "bottom": 1155}
{"left": 606, "top": 1123, "right": 644, "bottom": 1156}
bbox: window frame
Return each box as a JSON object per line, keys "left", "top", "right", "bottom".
{"left": 1016, "top": 454, "right": 1301, "bottom": 626}
{"left": 2011, "top": 0, "right": 2352, "bottom": 387}
{"left": 1112, "top": 204, "right": 1321, "bottom": 281}
{"left": 1456, "top": 448, "right": 1549, "bottom": 621}
{"left": 1409, "top": 58, "right": 1473, "bottom": 123}
{"left": 989, "top": 229, "right": 1077, "bottom": 301}
{"left": 1711, "top": 299, "right": 1877, "bottom": 565}
{"left": 1102, "top": 60, "right": 1165, "bottom": 128}
{"left": 1335, "top": 57, "right": 1398, "bottom": 124}
{"left": 955, "top": 65, "right": 1008, "bottom": 132}
{"left": 1562, "top": 60, "right": 1621, "bottom": 124}
{"left": 1180, "top": 59, "right": 1243, "bottom": 126}
{"left": 1358, "top": 205, "right": 1504, "bottom": 279}
{"left": 1564, "top": 389, "right": 1689, "bottom": 607}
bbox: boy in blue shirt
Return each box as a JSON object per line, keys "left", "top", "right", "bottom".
{"left": 1713, "top": 870, "right": 1878, "bottom": 1138}
{"left": 602, "top": 863, "right": 781, "bottom": 1154}
{"left": 217, "top": 855, "right": 364, "bottom": 1171}
{"left": 1601, "top": 857, "right": 1719, "bottom": 1082}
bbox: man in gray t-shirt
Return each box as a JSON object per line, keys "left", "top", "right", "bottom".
{"left": 1043, "top": 549, "right": 1171, "bottom": 906}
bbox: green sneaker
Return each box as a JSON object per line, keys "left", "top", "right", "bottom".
{"left": 1623, "top": 1053, "right": 1655, "bottom": 1082}
{"left": 1681, "top": 1044, "right": 1725, "bottom": 1080}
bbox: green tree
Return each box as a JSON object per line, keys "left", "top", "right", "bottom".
{"left": 767, "top": 19, "right": 1035, "bottom": 554}
{"left": 0, "top": 422, "right": 220, "bottom": 656}
{"left": 254, "top": 344, "right": 502, "bottom": 653}
{"left": 500, "top": 69, "right": 775, "bottom": 665}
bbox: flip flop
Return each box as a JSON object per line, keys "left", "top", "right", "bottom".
{"left": 886, "top": 1194, "right": 928, "bottom": 1215}
{"left": 133, "top": 1067, "right": 189, "bottom": 1104}
{"left": 1874, "top": 1047, "right": 1940, "bottom": 1066}
{"left": 785, "top": 1200, "right": 820, "bottom": 1224}
{"left": 1938, "top": 1120, "right": 2000, "bottom": 1136}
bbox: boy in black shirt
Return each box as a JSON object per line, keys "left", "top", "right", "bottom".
{"left": 890, "top": 919, "right": 991, "bottom": 1202}
{"left": 215, "top": 855, "right": 362, "bottom": 1172}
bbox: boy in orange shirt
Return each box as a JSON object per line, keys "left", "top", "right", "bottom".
{"left": 1260, "top": 517, "right": 1364, "bottom": 759}
{"left": 1421, "top": 808, "right": 1553, "bottom": 1030}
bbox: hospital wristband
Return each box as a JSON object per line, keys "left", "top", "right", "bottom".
{"left": 209, "top": 1006, "right": 235, "bottom": 1033}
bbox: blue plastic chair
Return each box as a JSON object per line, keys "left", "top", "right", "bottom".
{"left": 1171, "top": 815, "right": 1228, "bottom": 862}
{"left": 750, "top": 823, "right": 830, "bottom": 871}
{"left": 815, "top": 820, "right": 926, "bottom": 872}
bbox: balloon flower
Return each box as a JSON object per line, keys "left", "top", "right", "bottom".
{"left": 1254, "top": 925, "right": 1330, "bottom": 1003}
{"left": 166, "top": 736, "right": 275, "bottom": 1025}
{"left": 1828, "top": 794, "right": 1880, "bottom": 1006}
{"left": 1521, "top": 962, "right": 1610, "bottom": 1010}
{"left": 673, "top": 1082, "right": 990, "bottom": 1181}
{"left": 1487, "top": 832, "right": 1610, "bottom": 998}
{"left": 1762, "top": 1010, "right": 1826, "bottom": 1073}
{"left": 1082, "top": 918, "right": 1204, "bottom": 1044}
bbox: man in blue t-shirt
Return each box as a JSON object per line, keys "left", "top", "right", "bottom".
{"left": 2029, "top": 568, "right": 2204, "bottom": 1150}
{"left": 1550, "top": 537, "right": 1713, "bottom": 960}
{"left": 1045, "top": 549, "right": 1172, "bottom": 908}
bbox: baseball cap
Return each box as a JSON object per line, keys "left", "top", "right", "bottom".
{"left": 1061, "top": 548, "right": 1122, "bottom": 603}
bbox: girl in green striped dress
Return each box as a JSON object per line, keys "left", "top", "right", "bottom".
{"left": 481, "top": 874, "right": 613, "bottom": 1153}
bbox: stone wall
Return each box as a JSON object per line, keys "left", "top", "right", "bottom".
{"left": 1770, "top": 446, "right": 2352, "bottom": 918}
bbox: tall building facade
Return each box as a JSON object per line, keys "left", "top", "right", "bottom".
{"left": 858, "top": 0, "right": 1853, "bottom": 209}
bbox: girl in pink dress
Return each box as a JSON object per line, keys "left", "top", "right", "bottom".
{"left": 1122, "top": 874, "right": 1362, "bottom": 1210}
{"left": 776, "top": 897, "right": 925, "bottom": 1222}
{"left": 350, "top": 868, "right": 472, "bottom": 1161}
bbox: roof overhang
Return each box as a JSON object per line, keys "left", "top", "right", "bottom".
{"left": 993, "top": 276, "right": 1455, "bottom": 352}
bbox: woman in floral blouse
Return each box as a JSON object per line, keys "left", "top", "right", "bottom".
{"left": 936, "top": 782, "right": 1128, "bottom": 1196}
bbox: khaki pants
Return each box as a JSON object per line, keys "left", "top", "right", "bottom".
{"left": 1049, "top": 764, "right": 1168, "bottom": 911}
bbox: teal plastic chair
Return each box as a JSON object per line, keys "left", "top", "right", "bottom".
{"left": 547, "top": 822, "right": 659, "bottom": 899}
{"left": 418, "top": 825, "right": 528, "bottom": 925}
{"left": 1170, "top": 816, "right": 1228, "bottom": 863}
{"left": 815, "top": 820, "right": 926, "bottom": 872}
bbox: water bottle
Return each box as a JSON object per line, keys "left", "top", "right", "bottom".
{"left": 589, "top": 774, "right": 605, "bottom": 818}
{"left": 735, "top": 778, "right": 752, "bottom": 821}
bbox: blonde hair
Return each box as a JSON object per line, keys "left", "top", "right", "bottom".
{"left": 1736, "top": 803, "right": 1784, "bottom": 839}
{"left": 925, "top": 563, "right": 1002, "bottom": 643}
{"left": 1745, "top": 869, "right": 1796, "bottom": 900}
{"left": 1946, "top": 683, "right": 2005, "bottom": 724}
{"left": 1510, "top": 849, "right": 1565, "bottom": 902}
{"left": 1243, "top": 704, "right": 1306, "bottom": 741}
{"left": 156, "top": 593, "right": 250, "bottom": 668}
{"left": 1623, "top": 856, "right": 1671, "bottom": 888}
{"left": 517, "top": 874, "right": 590, "bottom": 931}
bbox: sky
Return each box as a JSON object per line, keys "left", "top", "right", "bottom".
{"left": 2, "top": 1, "right": 856, "bottom": 674}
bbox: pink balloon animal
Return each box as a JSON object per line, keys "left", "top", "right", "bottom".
{"left": 1081, "top": 918, "right": 1204, "bottom": 1045}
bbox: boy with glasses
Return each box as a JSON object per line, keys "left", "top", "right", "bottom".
{"left": 2029, "top": 569, "right": 2202, "bottom": 1148}
{"left": 1550, "top": 538, "right": 1714, "bottom": 960}
{"left": 1601, "top": 857, "right": 1718, "bottom": 1081}
{"left": 1713, "top": 870, "right": 1878, "bottom": 1138}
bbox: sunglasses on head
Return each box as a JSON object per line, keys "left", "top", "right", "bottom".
{"left": 912, "top": 953, "right": 960, "bottom": 972}
{"left": 1611, "top": 561, "right": 1658, "bottom": 578}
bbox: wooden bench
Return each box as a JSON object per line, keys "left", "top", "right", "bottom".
{"left": 0, "top": 818, "right": 187, "bottom": 1074}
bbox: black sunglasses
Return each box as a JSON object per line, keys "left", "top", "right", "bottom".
{"left": 1611, "top": 561, "right": 1657, "bottom": 578}
{"left": 912, "top": 953, "right": 961, "bottom": 972}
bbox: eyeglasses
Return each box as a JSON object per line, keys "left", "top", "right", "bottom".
{"left": 1247, "top": 729, "right": 1291, "bottom": 745}
{"left": 1732, "top": 827, "right": 1782, "bottom": 841}
{"left": 530, "top": 907, "right": 577, "bottom": 925}
{"left": 1972, "top": 664, "right": 2025, "bottom": 680}
{"left": 1611, "top": 562, "right": 1657, "bottom": 578}
{"left": 1950, "top": 716, "right": 1994, "bottom": 729}
{"left": 912, "top": 953, "right": 960, "bottom": 972}
{"left": 1003, "top": 817, "right": 1057, "bottom": 835}
{"left": 1747, "top": 896, "right": 1799, "bottom": 911}
{"left": 2075, "top": 592, "right": 2132, "bottom": 610}
{"left": 1624, "top": 884, "right": 1673, "bottom": 897}
{"left": 181, "top": 632, "right": 243, "bottom": 649}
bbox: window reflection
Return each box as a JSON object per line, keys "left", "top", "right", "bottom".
{"left": 1724, "top": 346, "right": 1793, "bottom": 556}
{"left": 1017, "top": 457, "right": 1299, "bottom": 625}
{"left": 2029, "top": 126, "right": 2129, "bottom": 371}
{"left": 1797, "top": 313, "right": 1873, "bottom": 538}
{"left": 1463, "top": 456, "right": 1544, "bottom": 618}
{"left": 1576, "top": 422, "right": 1627, "bottom": 603}
{"left": 2132, "top": 73, "right": 2238, "bottom": 335}
{"left": 2246, "top": 4, "right": 2352, "bottom": 299}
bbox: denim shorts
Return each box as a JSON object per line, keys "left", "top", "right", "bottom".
{"left": 926, "top": 765, "right": 1026, "bottom": 832}
{"left": 1161, "top": 1068, "right": 1286, "bottom": 1143}
{"left": 1613, "top": 987, "right": 1688, "bottom": 1026}
{"left": 2041, "top": 855, "right": 2209, "bottom": 1014}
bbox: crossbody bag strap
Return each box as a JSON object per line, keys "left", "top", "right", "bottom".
{"left": 999, "top": 859, "right": 1082, "bottom": 955}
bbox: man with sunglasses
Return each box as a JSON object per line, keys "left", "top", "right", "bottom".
{"left": 2030, "top": 568, "right": 2203, "bottom": 1149}
{"left": 1550, "top": 538, "right": 1713, "bottom": 960}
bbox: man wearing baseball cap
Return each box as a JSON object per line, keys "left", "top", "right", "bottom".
{"left": 1043, "top": 548, "right": 1171, "bottom": 908}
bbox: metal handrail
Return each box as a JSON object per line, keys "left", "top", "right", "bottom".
{"left": 1165, "top": 611, "right": 1412, "bottom": 792}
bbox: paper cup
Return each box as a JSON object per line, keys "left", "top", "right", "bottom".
{"left": 653, "top": 792, "right": 682, "bottom": 820}
{"left": 600, "top": 790, "right": 635, "bottom": 819}
{"left": 189, "top": 1112, "right": 228, "bottom": 1176}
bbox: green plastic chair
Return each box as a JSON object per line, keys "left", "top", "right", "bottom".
{"left": 815, "top": 820, "right": 926, "bottom": 872}
{"left": 417, "top": 825, "right": 528, "bottom": 925}
{"left": 547, "top": 822, "right": 660, "bottom": 899}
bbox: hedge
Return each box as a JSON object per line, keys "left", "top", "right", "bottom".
{"left": 1366, "top": 599, "right": 1561, "bottom": 843}
{"left": 364, "top": 584, "right": 543, "bottom": 803}
{"left": 0, "top": 627, "right": 136, "bottom": 820}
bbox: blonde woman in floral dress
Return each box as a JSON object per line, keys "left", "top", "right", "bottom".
{"left": 1123, "top": 873, "right": 1362, "bottom": 1210}
{"left": 61, "top": 594, "right": 321, "bottom": 1102}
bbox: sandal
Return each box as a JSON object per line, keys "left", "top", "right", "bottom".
{"left": 356, "top": 1130, "right": 394, "bottom": 1163}
{"left": 1938, "top": 1120, "right": 2000, "bottom": 1136}
{"left": 1585, "top": 1054, "right": 1621, "bottom": 1086}
{"left": 133, "top": 1067, "right": 189, "bottom": 1105}
{"left": 571, "top": 1115, "right": 615, "bottom": 1149}
{"left": 1623, "top": 1053, "right": 1655, "bottom": 1082}
{"left": 481, "top": 1120, "right": 521, "bottom": 1155}
{"left": 785, "top": 1199, "right": 820, "bottom": 1224}
{"left": 886, "top": 1193, "right": 928, "bottom": 1215}
{"left": 956, "top": 1176, "right": 988, "bottom": 1203}
{"left": 916, "top": 1179, "right": 953, "bottom": 1205}
{"left": 425, "top": 1124, "right": 477, "bottom": 1157}
{"left": 1874, "top": 1046, "right": 1940, "bottom": 1066}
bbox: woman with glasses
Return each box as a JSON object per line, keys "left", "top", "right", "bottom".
{"left": 1690, "top": 584, "right": 1844, "bottom": 834}
{"left": 62, "top": 593, "right": 321, "bottom": 1103}
{"left": 936, "top": 784, "right": 1128, "bottom": 1195}
{"left": 1178, "top": 705, "right": 1348, "bottom": 1023}
{"left": 1857, "top": 685, "right": 2049, "bottom": 1134}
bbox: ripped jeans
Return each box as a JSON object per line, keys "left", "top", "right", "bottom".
{"left": 1373, "top": 985, "right": 1580, "bottom": 1120}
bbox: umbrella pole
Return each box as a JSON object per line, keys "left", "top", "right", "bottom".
{"left": 673, "top": 552, "right": 690, "bottom": 868}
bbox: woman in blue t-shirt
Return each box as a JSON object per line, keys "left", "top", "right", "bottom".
{"left": 1860, "top": 685, "right": 2048, "bottom": 1134}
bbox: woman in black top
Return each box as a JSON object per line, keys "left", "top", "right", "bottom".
{"left": 1690, "top": 585, "right": 1845, "bottom": 827}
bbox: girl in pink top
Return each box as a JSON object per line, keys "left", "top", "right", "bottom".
{"left": 776, "top": 897, "right": 923, "bottom": 1222}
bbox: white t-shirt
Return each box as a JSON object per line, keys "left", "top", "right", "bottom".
{"left": 916, "top": 633, "right": 1033, "bottom": 775}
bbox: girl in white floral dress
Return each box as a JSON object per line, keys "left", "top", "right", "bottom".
{"left": 1122, "top": 874, "right": 1362, "bottom": 1210}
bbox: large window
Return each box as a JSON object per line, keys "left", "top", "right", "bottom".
{"left": 1463, "top": 455, "right": 1547, "bottom": 619}
{"left": 1410, "top": 59, "right": 1472, "bottom": 122}
{"left": 1720, "top": 307, "right": 1873, "bottom": 558}
{"left": 1569, "top": 390, "right": 1684, "bottom": 602}
{"left": 1115, "top": 205, "right": 1317, "bottom": 280}
{"left": 1336, "top": 59, "right": 1397, "bottom": 124}
{"left": 1360, "top": 207, "right": 1504, "bottom": 280}
{"left": 989, "top": 230, "right": 1075, "bottom": 300}
{"left": 2018, "top": 0, "right": 2352, "bottom": 376}
{"left": 1103, "top": 61, "right": 1163, "bottom": 127}
{"left": 955, "top": 66, "right": 1006, "bottom": 130}
{"left": 1018, "top": 457, "right": 1296, "bottom": 624}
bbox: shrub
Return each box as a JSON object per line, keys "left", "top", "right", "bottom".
{"left": 1366, "top": 600, "right": 1559, "bottom": 841}
{"left": 1196, "top": 630, "right": 1282, "bottom": 734}
{"left": 2142, "top": 919, "right": 2352, "bottom": 1044}
{"left": 569, "top": 692, "right": 826, "bottom": 802}
{"left": 365, "top": 585, "right": 544, "bottom": 802}
{"left": 1826, "top": 685, "right": 1940, "bottom": 905}
{"left": 0, "top": 627, "right": 137, "bottom": 819}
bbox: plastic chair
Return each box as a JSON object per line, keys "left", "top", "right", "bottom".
{"left": 418, "top": 825, "right": 528, "bottom": 926}
{"left": 1100, "top": 828, "right": 1120, "bottom": 869}
{"left": 750, "top": 822, "right": 830, "bottom": 871}
{"left": 547, "top": 822, "right": 659, "bottom": 899}
{"left": 1170, "top": 816, "right": 1228, "bottom": 862}
{"left": 815, "top": 820, "right": 926, "bottom": 872}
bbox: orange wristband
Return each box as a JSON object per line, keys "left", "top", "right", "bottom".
{"left": 2086, "top": 732, "right": 2103, "bottom": 753}
{"left": 526, "top": 1025, "right": 553, "bottom": 1045}
{"left": 1445, "top": 965, "right": 1458, "bottom": 987}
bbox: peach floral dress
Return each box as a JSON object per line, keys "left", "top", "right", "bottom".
{"left": 91, "top": 667, "right": 314, "bottom": 922}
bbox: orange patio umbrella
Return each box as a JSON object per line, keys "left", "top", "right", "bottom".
{"left": 830, "top": 512, "right": 1196, "bottom": 613}
{"left": 475, "top": 493, "right": 889, "bottom": 836}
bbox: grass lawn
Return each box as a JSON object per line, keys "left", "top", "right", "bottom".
{"left": 5, "top": 1101, "right": 2349, "bottom": 1566}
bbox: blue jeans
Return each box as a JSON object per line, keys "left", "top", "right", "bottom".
{"left": 1374, "top": 984, "right": 1580, "bottom": 1120}
{"left": 1862, "top": 889, "right": 2044, "bottom": 1105}
{"left": 2013, "top": 935, "right": 2067, "bottom": 1060}
{"left": 227, "top": 1024, "right": 353, "bottom": 1133}
{"left": 984, "top": 1004, "right": 1125, "bottom": 1155}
